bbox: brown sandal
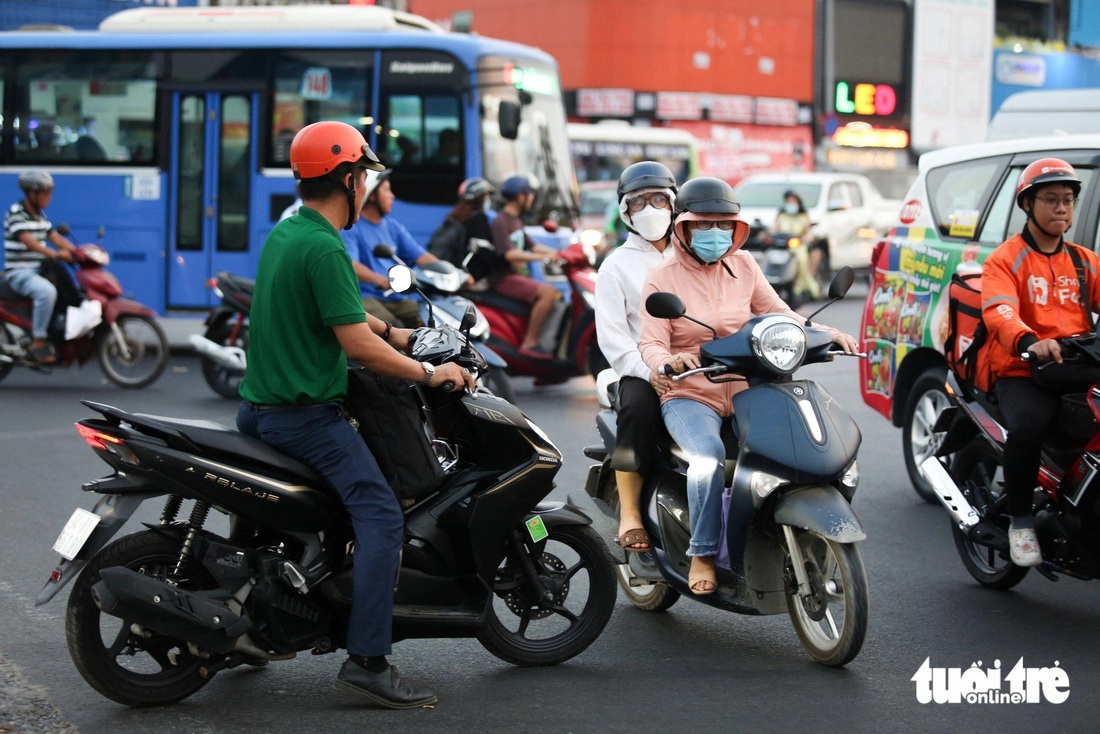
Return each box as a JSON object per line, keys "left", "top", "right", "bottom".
{"left": 616, "top": 527, "right": 651, "bottom": 552}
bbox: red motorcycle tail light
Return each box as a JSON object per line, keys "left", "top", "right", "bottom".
{"left": 76, "top": 423, "right": 122, "bottom": 450}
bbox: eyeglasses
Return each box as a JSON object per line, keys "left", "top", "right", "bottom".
{"left": 689, "top": 220, "right": 736, "bottom": 231}
{"left": 625, "top": 193, "right": 671, "bottom": 212}
{"left": 1035, "top": 195, "right": 1078, "bottom": 208}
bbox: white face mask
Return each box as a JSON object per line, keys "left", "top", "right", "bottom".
{"left": 629, "top": 206, "right": 672, "bottom": 242}
{"left": 783, "top": 202, "right": 799, "bottom": 215}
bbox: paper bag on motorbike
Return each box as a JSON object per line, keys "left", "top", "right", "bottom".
{"left": 65, "top": 299, "right": 103, "bottom": 340}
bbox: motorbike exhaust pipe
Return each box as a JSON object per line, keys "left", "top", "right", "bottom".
{"left": 188, "top": 334, "right": 247, "bottom": 372}
{"left": 920, "top": 457, "right": 979, "bottom": 528}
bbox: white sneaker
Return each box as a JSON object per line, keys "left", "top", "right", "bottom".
{"left": 1008, "top": 527, "right": 1042, "bottom": 567}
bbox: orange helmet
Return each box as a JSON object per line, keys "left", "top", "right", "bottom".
{"left": 1015, "top": 157, "right": 1081, "bottom": 209}
{"left": 289, "top": 121, "right": 384, "bottom": 181}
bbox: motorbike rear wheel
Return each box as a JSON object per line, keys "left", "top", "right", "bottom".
{"left": 601, "top": 483, "right": 679, "bottom": 612}
{"left": 903, "top": 369, "right": 951, "bottom": 504}
{"left": 200, "top": 317, "right": 248, "bottom": 399}
{"left": 0, "top": 323, "right": 15, "bottom": 382}
{"left": 949, "top": 440, "right": 1030, "bottom": 590}
{"left": 785, "top": 529, "right": 868, "bottom": 667}
{"left": 98, "top": 314, "right": 168, "bottom": 388}
{"left": 479, "top": 524, "right": 616, "bottom": 666}
{"left": 66, "top": 531, "right": 216, "bottom": 707}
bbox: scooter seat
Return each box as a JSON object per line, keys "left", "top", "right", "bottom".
{"left": 131, "top": 413, "right": 321, "bottom": 483}
{"left": 466, "top": 289, "right": 530, "bottom": 317}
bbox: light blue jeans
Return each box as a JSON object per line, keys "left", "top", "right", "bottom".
{"left": 7, "top": 268, "right": 57, "bottom": 339}
{"left": 661, "top": 398, "right": 727, "bottom": 557}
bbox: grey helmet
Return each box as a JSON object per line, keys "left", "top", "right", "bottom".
{"left": 18, "top": 170, "right": 55, "bottom": 193}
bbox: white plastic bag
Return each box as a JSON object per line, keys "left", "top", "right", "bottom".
{"left": 65, "top": 299, "right": 103, "bottom": 340}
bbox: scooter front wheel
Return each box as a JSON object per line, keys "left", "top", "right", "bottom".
{"left": 98, "top": 314, "right": 168, "bottom": 388}
{"left": 0, "top": 323, "right": 16, "bottom": 382}
{"left": 479, "top": 524, "right": 616, "bottom": 667}
{"left": 784, "top": 529, "right": 868, "bottom": 667}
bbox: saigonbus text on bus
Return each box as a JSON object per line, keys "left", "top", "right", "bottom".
{"left": 0, "top": 5, "right": 576, "bottom": 312}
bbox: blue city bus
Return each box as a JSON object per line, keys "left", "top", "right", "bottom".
{"left": 0, "top": 5, "right": 577, "bottom": 312}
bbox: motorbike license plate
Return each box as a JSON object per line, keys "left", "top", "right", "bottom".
{"left": 765, "top": 249, "right": 790, "bottom": 265}
{"left": 51, "top": 508, "right": 100, "bottom": 561}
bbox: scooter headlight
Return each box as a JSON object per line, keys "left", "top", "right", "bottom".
{"left": 750, "top": 316, "right": 806, "bottom": 374}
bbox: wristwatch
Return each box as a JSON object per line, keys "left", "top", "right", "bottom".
{"left": 420, "top": 362, "right": 435, "bottom": 386}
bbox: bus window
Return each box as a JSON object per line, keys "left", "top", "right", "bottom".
{"left": 11, "top": 51, "right": 157, "bottom": 164}
{"left": 269, "top": 51, "right": 374, "bottom": 167}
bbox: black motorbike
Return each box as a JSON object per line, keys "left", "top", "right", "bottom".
{"left": 189, "top": 271, "right": 252, "bottom": 399}
{"left": 37, "top": 285, "right": 616, "bottom": 707}
{"left": 584, "top": 268, "right": 869, "bottom": 666}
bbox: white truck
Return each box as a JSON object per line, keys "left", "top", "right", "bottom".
{"left": 732, "top": 172, "right": 902, "bottom": 271}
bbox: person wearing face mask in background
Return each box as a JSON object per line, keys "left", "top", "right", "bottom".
{"left": 770, "top": 189, "right": 819, "bottom": 300}
{"left": 638, "top": 177, "right": 858, "bottom": 595}
{"left": 594, "top": 162, "right": 677, "bottom": 553}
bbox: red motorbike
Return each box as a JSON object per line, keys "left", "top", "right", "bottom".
{"left": 466, "top": 242, "right": 606, "bottom": 385}
{"left": 0, "top": 240, "right": 168, "bottom": 388}
{"left": 921, "top": 335, "right": 1100, "bottom": 589}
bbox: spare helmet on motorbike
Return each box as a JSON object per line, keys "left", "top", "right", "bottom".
{"left": 364, "top": 168, "right": 392, "bottom": 202}
{"left": 500, "top": 174, "right": 535, "bottom": 201}
{"left": 672, "top": 177, "right": 750, "bottom": 254}
{"left": 289, "top": 121, "right": 384, "bottom": 181}
{"left": 458, "top": 176, "right": 494, "bottom": 202}
{"left": 1015, "top": 157, "right": 1081, "bottom": 210}
{"left": 18, "top": 170, "right": 55, "bottom": 193}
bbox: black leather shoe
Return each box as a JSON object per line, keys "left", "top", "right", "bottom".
{"left": 336, "top": 659, "right": 437, "bottom": 709}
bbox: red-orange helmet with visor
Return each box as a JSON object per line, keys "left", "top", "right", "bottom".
{"left": 1015, "top": 157, "right": 1081, "bottom": 210}
{"left": 289, "top": 121, "right": 384, "bottom": 181}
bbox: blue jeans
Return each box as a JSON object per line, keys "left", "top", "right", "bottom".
{"left": 7, "top": 268, "right": 56, "bottom": 339}
{"left": 237, "top": 401, "right": 404, "bottom": 658}
{"left": 661, "top": 398, "right": 726, "bottom": 557}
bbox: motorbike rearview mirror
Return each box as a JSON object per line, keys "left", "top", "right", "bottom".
{"left": 460, "top": 302, "right": 478, "bottom": 332}
{"left": 388, "top": 265, "right": 415, "bottom": 294}
{"left": 56, "top": 222, "right": 71, "bottom": 236}
{"left": 645, "top": 292, "right": 686, "bottom": 320}
{"left": 373, "top": 243, "right": 397, "bottom": 260}
{"left": 803, "top": 266, "right": 857, "bottom": 326}
{"left": 498, "top": 100, "right": 520, "bottom": 141}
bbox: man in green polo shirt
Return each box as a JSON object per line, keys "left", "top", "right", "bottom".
{"left": 237, "top": 121, "right": 473, "bottom": 709}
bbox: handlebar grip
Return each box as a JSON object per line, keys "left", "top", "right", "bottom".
{"left": 441, "top": 380, "right": 456, "bottom": 392}
{"left": 1020, "top": 352, "right": 1033, "bottom": 363}
{"left": 660, "top": 364, "right": 674, "bottom": 377}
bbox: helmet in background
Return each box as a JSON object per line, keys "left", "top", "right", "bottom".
{"left": 18, "top": 170, "right": 55, "bottom": 192}
{"left": 458, "top": 177, "right": 494, "bottom": 201}
{"left": 500, "top": 174, "right": 535, "bottom": 200}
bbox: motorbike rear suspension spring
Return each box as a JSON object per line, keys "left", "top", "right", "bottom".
{"left": 169, "top": 500, "right": 211, "bottom": 584}
{"left": 160, "top": 495, "right": 183, "bottom": 524}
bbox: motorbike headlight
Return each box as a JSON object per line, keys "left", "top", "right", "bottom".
{"left": 751, "top": 316, "right": 806, "bottom": 375}
{"left": 841, "top": 459, "right": 860, "bottom": 489}
{"left": 420, "top": 269, "right": 464, "bottom": 293}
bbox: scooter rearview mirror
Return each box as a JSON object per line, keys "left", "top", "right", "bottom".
{"left": 645, "top": 292, "right": 685, "bottom": 320}
{"left": 372, "top": 243, "right": 396, "bottom": 260}
{"left": 388, "top": 265, "right": 415, "bottom": 294}
{"left": 828, "top": 266, "right": 856, "bottom": 300}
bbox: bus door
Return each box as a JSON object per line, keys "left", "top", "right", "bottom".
{"left": 168, "top": 90, "right": 257, "bottom": 309}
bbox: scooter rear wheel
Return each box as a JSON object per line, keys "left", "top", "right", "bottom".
{"left": 66, "top": 531, "right": 216, "bottom": 707}
{"left": 785, "top": 530, "right": 868, "bottom": 667}
{"left": 949, "top": 441, "right": 1029, "bottom": 590}
{"left": 602, "top": 487, "right": 679, "bottom": 612}
{"left": 479, "top": 524, "right": 616, "bottom": 666}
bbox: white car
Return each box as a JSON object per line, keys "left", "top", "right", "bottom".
{"left": 733, "top": 172, "right": 901, "bottom": 271}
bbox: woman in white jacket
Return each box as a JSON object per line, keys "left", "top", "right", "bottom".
{"left": 594, "top": 162, "right": 677, "bottom": 552}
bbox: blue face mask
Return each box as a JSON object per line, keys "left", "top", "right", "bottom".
{"left": 690, "top": 228, "right": 734, "bottom": 262}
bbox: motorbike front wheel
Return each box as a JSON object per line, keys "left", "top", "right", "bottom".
{"left": 66, "top": 530, "right": 216, "bottom": 707}
{"left": 785, "top": 529, "right": 868, "bottom": 667}
{"left": 98, "top": 314, "right": 168, "bottom": 388}
{"left": 200, "top": 318, "right": 248, "bottom": 399}
{"left": 479, "top": 524, "right": 616, "bottom": 666}
{"left": 0, "top": 323, "right": 16, "bottom": 382}
{"left": 949, "top": 441, "right": 1029, "bottom": 590}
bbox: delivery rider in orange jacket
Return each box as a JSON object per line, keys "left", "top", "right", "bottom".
{"left": 981, "top": 158, "right": 1100, "bottom": 567}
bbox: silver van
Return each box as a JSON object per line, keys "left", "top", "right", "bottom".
{"left": 986, "top": 88, "right": 1100, "bottom": 141}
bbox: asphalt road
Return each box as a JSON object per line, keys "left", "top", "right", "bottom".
{"left": 2, "top": 284, "right": 1099, "bottom": 733}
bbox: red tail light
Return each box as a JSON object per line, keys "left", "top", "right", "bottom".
{"left": 76, "top": 423, "right": 122, "bottom": 450}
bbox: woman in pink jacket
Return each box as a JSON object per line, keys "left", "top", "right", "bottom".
{"left": 638, "top": 178, "right": 858, "bottom": 595}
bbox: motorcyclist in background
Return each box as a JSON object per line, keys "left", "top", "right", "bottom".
{"left": 594, "top": 161, "right": 677, "bottom": 553}
{"left": 980, "top": 158, "right": 1100, "bottom": 567}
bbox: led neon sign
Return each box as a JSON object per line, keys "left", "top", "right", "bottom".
{"left": 835, "top": 82, "right": 897, "bottom": 116}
